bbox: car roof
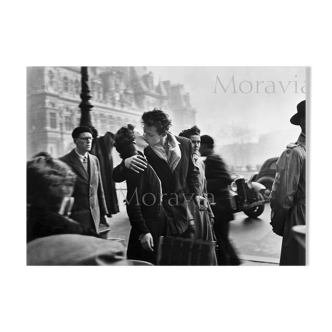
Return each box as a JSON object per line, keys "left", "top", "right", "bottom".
{"left": 261, "top": 157, "right": 278, "bottom": 169}
{"left": 264, "top": 157, "right": 278, "bottom": 163}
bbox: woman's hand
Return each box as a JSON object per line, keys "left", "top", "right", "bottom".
{"left": 140, "top": 233, "right": 154, "bottom": 252}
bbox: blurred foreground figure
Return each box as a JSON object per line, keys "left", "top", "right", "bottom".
{"left": 270, "top": 100, "right": 306, "bottom": 265}
{"left": 200, "top": 135, "right": 240, "bottom": 265}
{"left": 27, "top": 154, "right": 100, "bottom": 243}
{"left": 27, "top": 234, "right": 125, "bottom": 266}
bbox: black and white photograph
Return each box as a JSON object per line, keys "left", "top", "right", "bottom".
{"left": 26, "top": 66, "right": 306, "bottom": 267}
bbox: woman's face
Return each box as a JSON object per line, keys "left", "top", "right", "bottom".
{"left": 63, "top": 183, "right": 75, "bottom": 197}
{"left": 190, "top": 134, "right": 201, "bottom": 154}
{"left": 134, "top": 131, "right": 149, "bottom": 150}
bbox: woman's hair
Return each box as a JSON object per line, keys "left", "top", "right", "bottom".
{"left": 114, "top": 124, "right": 137, "bottom": 159}
{"left": 179, "top": 125, "right": 201, "bottom": 139}
{"left": 141, "top": 108, "right": 172, "bottom": 135}
{"left": 27, "top": 154, "right": 77, "bottom": 211}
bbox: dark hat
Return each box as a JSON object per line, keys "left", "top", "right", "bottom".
{"left": 72, "top": 126, "right": 93, "bottom": 139}
{"left": 201, "top": 135, "right": 214, "bottom": 146}
{"left": 290, "top": 100, "right": 306, "bottom": 125}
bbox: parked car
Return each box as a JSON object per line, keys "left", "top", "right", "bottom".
{"left": 252, "top": 157, "right": 278, "bottom": 199}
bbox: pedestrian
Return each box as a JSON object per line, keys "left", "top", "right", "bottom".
{"left": 200, "top": 135, "right": 240, "bottom": 265}
{"left": 59, "top": 126, "right": 109, "bottom": 233}
{"left": 114, "top": 124, "right": 167, "bottom": 264}
{"left": 179, "top": 126, "right": 216, "bottom": 242}
{"left": 270, "top": 100, "right": 306, "bottom": 265}
{"left": 27, "top": 234, "right": 126, "bottom": 266}
{"left": 27, "top": 154, "right": 101, "bottom": 243}
{"left": 113, "top": 108, "right": 207, "bottom": 240}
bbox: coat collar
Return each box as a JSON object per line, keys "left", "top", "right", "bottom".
{"left": 297, "top": 132, "right": 306, "bottom": 149}
{"left": 68, "top": 149, "right": 90, "bottom": 182}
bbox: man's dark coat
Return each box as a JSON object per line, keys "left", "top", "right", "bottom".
{"left": 60, "top": 149, "right": 108, "bottom": 233}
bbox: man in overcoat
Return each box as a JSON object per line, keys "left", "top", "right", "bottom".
{"left": 59, "top": 126, "right": 108, "bottom": 233}
{"left": 270, "top": 100, "right": 306, "bottom": 265}
{"left": 199, "top": 135, "right": 240, "bottom": 265}
{"left": 91, "top": 131, "right": 119, "bottom": 216}
{"left": 113, "top": 109, "right": 206, "bottom": 238}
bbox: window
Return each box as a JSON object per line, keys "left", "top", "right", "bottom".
{"left": 75, "top": 80, "right": 80, "bottom": 94}
{"left": 270, "top": 161, "right": 277, "bottom": 170}
{"left": 65, "top": 116, "right": 72, "bottom": 131}
{"left": 50, "top": 112, "right": 57, "bottom": 129}
{"left": 63, "top": 76, "right": 69, "bottom": 92}
{"left": 48, "top": 71, "right": 54, "bottom": 89}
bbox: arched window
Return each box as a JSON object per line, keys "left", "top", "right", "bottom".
{"left": 65, "top": 116, "right": 72, "bottom": 131}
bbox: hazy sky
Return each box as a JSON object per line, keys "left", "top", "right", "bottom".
{"left": 148, "top": 66, "right": 306, "bottom": 144}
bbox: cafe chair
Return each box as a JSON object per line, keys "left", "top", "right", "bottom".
{"left": 156, "top": 236, "right": 217, "bottom": 266}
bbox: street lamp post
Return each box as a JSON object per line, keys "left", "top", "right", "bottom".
{"left": 79, "top": 67, "right": 94, "bottom": 127}
{"left": 79, "top": 66, "right": 111, "bottom": 235}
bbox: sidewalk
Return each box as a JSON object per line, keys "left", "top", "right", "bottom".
{"left": 105, "top": 211, "right": 279, "bottom": 266}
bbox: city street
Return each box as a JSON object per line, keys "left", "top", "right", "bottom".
{"left": 105, "top": 199, "right": 281, "bottom": 266}
{"left": 230, "top": 204, "right": 282, "bottom": 264}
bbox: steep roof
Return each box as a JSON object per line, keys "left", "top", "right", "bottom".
{"left": 130, "top": 67, "right": 149, "bottom": 91}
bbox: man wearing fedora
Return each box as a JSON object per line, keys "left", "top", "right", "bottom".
{"left": 270, "top": 100, "right": 306, "bottom": 265}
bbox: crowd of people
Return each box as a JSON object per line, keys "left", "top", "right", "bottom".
{"left": 27, "top": 101, "right": 306, "bottom": 266}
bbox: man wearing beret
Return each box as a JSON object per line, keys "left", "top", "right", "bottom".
{"left": 270, "top": 100, "right": 306, "bottom": 265}
{"left": 59, "top": 126, "right": 108, "bottom": 234}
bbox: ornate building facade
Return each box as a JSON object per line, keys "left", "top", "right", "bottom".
{"left": 27, "top": 66, "right": 196, "bottom": 160}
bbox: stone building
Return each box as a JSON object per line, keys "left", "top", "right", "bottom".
{"left": 27, "top": 66, "right": 196, "bottom": 161}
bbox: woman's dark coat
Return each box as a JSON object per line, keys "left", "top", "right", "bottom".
{"left": 121, "top": 152, "right": 166, "bottom": 264}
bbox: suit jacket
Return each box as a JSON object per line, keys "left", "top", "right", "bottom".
{"left": 113, "top": 136, "right": 200, "bottom": 235}
{"left": 59, "top": 149, "right": 108, "bottom": 233}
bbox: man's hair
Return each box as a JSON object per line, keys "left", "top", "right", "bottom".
{"left": 179, "top": 125, "right": 201, "bottom": 139}
{"left": 114, "top": 124, "right": 137, "bottom": 159}
{"left": 27, "top": 154, "right": 77, "bottom": 211}
{"left": 200, "top": 135, "right": 214, "bottom": 149}
{"left": 72, "top": 126, "right": 93, "bottom": 139}
{"left": 141, "top": 108, "right": 172, "bottom": 135}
